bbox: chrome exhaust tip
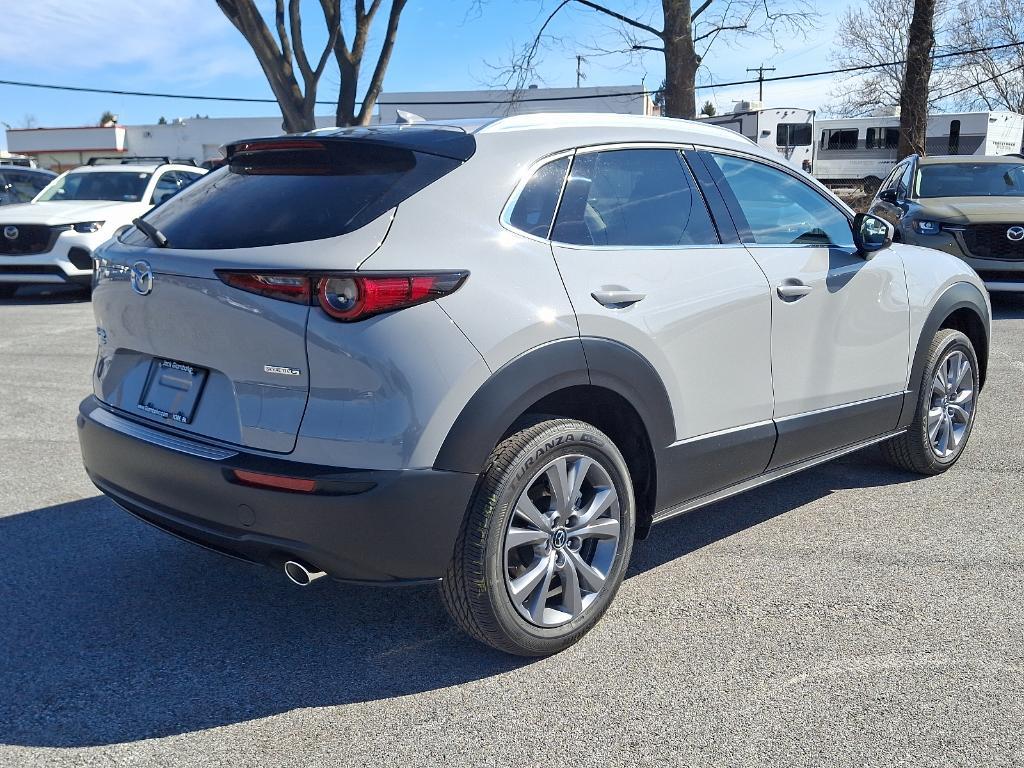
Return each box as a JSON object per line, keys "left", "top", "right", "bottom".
{"left": 284, "top": 560, "right": 326, "bottom": 586}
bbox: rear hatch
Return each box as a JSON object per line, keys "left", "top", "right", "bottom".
{"left": 91, "top": 128, "right": 474, "bottom": 453}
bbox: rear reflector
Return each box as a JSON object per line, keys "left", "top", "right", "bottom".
{"left": 217, "top": 270, "right": 468, "bottom": 321}
{"left": 232, "top": 469, "right": 317, "bottom": 493}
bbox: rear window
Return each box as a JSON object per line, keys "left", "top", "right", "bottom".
{"left": 122, "top": 141, "right": 463, "bottom": 250}
{"left": 776, "top": 123, "right": 811, "bottom": 147}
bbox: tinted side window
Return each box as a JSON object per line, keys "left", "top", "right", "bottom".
{"left": 152, "top": 172, "right": 180, "bottom": 205}
{"left": 880, "top": 163, "right": 905, "bottom": 193}
{"left": 710, "top": 153, "right": 854, "bottom": 248}
{"left": 551, "top": 149, "right": 718, "bottom": 247}
{"left": 897, "top": 162, "right": 914, "bottom": 198}
{"left": 177, "top": 171, "right": 203, "bottom": 188}
{"left": 508, "top": 156, "right": 569, "bottom": 237}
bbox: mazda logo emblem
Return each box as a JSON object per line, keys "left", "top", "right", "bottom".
{"left": 3, "top": 225, "right": 18, "bottom": 241}
{"left": 1007, "top": 226, "right": 1024, "bottom": 242}
{"left": 130, "top": 260, "right": 153, "bottom": 296}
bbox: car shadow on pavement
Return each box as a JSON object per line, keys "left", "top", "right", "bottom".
{"left": 0, "top": 450, "right": 917, "bottom": 748}
{"left": 0, "top": 284, "right": 90, "bottom": 304}
{"left": 990, "top": 292, "right": 1024, "bottom": 320}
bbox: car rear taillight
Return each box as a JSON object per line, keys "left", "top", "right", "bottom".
{"left": 216, "top": 271, "right": 467, "bottom": 321}
{"left": 219, "top": 272, "right": 311, "bottom": 304}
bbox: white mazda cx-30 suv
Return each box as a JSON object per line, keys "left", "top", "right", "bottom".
{"left": 78, "top": 115, "right": 989, "bottom": 655}
{"left": 0, "top": 159, "right": 204, "bottom": 297}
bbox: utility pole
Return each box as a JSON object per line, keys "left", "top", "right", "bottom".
{"left": 576, "top": 55, "right": 587, "bottom": 88}
{"left": 746, "top": 64, "right": 776, "bottom": 102}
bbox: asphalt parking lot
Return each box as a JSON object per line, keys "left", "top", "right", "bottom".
{"left": 0, "top": 285, "right": 1022, "bottom": 767}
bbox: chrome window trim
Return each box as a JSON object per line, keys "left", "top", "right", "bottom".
{"left": 499, "top": 142, "right": 702, "bottom": 244}
{"left": 694, "top": 144, "right": 861, "bottom": 250}
{"left": 498, "top": 149, "right": 575, "bottom": 243}
{"left": 693, "top": 143, "right": 855, "bottom": 221}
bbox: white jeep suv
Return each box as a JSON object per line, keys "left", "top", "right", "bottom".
{"left": 0, "top": 158, "right": 205, "bottom": 297}
{"left": 77, "top": 116, "right": 989, "bottom": 656}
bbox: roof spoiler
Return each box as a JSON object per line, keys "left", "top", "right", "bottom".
{"left": 225, "top": 125, "right": 477, "bottom": 163}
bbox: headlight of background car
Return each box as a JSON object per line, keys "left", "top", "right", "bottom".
{"left": 912, "top": 220, "right": 942, "bottom": 235}
{"left": 72, "top": 221, "right": 105, "bottom": 233}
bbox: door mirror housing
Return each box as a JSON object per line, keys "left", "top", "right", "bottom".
{"left": 853, "top": 212, "right": 893, "bottom": 256}
{"left": 877, "top": 188, "right": 898, "bottom": 204}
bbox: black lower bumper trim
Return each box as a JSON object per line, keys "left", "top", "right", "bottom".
{"left": 78, "top": 396, "right": 478, "bottom": 583}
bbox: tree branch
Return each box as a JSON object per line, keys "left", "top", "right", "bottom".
{"left": 691, "top": 0, "right": 714, "bottom": 22}
{"left": 356, "top": 0, "right": 408, "bottom": 124}
{"left": 572, "top": 0, "right": 663, "bottom": 38}
{"left": 693, "top": 23, "right": 747, "bottom": 42}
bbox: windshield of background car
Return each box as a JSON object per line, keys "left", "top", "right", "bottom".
{"left": 915, "top": 162, "right": 1024, "bottom": 198}
{"left": 34, "top": 171, "right": 152, "bottom": 203}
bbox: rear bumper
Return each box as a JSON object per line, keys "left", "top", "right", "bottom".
{"left": 77, "top": 396, "right": 478, "bottom": 583}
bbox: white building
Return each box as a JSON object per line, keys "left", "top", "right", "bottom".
{"left": 5, "top": 86, "right": 655, "bottom": 171}
{"left": 376, "top": 85, "right": 654, "bottom": 123}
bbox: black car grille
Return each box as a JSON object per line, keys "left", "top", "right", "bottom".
{"left": 962, "top": 223, "right": 1024, "bottom": 260}
{"left": 0, "top": 224, "right": 59, "bottom": 255}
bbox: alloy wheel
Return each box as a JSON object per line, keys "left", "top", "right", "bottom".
{"left": 502, "top": 454, "right": 621, "bottom": 628}
{"left": 929, "top": 349, "right": 975, "bottom": 459}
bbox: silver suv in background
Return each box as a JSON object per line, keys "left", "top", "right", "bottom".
{"left": 78, "top": 115, "right": 990, "bottom": 656}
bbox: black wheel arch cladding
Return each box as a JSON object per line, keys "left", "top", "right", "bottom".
{"left": 899, "top": 281, "right": 990, "bottom": 428}
{"left": 433, "top": 337, "right": 675, "bottom": 475}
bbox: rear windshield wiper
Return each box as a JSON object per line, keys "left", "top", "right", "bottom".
{"left": 132, "top": 217, "right": 169, "bottom": 248}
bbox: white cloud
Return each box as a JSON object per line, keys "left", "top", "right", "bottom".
{"left": 0, "top": 0, "right": 257, "bottom": 86}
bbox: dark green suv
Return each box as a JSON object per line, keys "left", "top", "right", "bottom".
{"left": 868, "top": 154, "right": 1024, "bottom": 292}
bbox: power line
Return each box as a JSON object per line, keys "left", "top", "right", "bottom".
{"left": 0, "top": 41, "right": 1021, "bottom": 109}
{"left": 928, "top": 63, "right": 1024, "bottom": 104}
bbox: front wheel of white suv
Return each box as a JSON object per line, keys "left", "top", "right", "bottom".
{"left": 883, "top": 328, "right": 980, "bottom": 475}
{"left": 441, "top": 418, "right": 635, "bottom": 656}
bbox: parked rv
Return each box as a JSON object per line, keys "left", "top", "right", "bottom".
{"left": 814, "top": 111, "right": 1024, "bottom": 188}
{"left": 699, "top": 102, "right": 815, "bottom": 171}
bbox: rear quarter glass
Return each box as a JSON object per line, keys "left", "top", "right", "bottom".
{"left": 121, "top": 143, "right": 464, "bottom": 250}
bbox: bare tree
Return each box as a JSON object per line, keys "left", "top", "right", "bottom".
{"left": 327, "top": 0, "right": 409, "bottom": 127}
{"left": 216, "top": 0, "right": 340, "bottom": 132}
{"left": 216, "top": 1, "right": 408, "bottom": 132}
{"left": 942, "top": 0, "right": 1024, "bottom": 113}
{"left": 898, "top": 0, "right": 938, "bottom": 158}
{"left": 489, "top": 0, "right": 818, "bottom": 119}
{"left": 830, "top": 1, "right": 918, "bottom": 116}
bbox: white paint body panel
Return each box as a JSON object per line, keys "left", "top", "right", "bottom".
{"left": 553, "top": 242, "right": 774, "bottom": 439}
{"left": 747, "top": 245, "right": 911, "bottom": 416}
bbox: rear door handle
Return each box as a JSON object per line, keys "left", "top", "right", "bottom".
{"left": 776, "top": 281, "right": 813, "bottom": 300}
{"left": 591, "top": 289, "right": 646, "bottom": 308}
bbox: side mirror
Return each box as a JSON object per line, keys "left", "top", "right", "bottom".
{"left": 877, "top": 188, "right": 897, "bottom": 204}
{"left": 853, "top": 212, "right": 893, "bottom": 256}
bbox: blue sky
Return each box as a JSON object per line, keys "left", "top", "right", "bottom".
{"left": 0, "top": 0, "right": 845, "bottom": 147}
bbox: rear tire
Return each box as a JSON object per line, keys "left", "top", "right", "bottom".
{"left": 441, "top": 418, "right": 635, "bottom": 656}
{"left": 883, "top": 329, "right": 979, "bottom": 474}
